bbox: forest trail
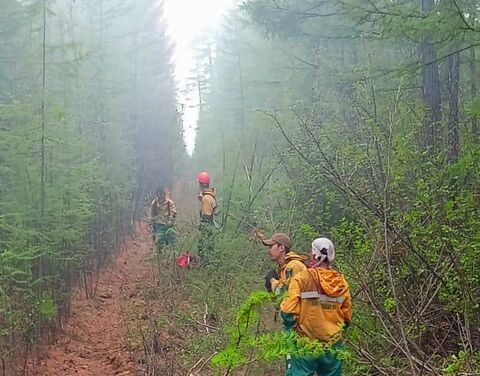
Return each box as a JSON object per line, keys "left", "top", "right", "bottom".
{"left": 22, "top": 180, "right": 197, "bottom": 376}
{"left": 27, "top": 223, "right": 155, "bottom": 376}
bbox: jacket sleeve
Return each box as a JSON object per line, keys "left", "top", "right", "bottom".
{"left": 280, "top": 276, "right": 302, "bottom": 331}
{"left": 341, "top": 290, "right": 352, "bottom": 324}
{"left": 210, "top": 196, "right": 217, "bottom": 215}
{"left": 280, "top": 276, "right": 301, "bottom": 317}
{"left": 271, "top": 261, "right": 306, "bottom": 296}
{"left": 149, "top": 199, "right": 157, "bottom": 219}
{"left": 169, "top": 199, "right": 177, "bottom": 219}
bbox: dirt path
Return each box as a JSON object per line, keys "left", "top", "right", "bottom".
{"left": 21, "top": 180, "right": 198, "bottom": 376}
{"left": 28, "top": 223, "right": 155, "bottom": 376}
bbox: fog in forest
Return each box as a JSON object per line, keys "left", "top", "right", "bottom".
{"left": 1, "top": 1, "right": 479, "bottom": 375}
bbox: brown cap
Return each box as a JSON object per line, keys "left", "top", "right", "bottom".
{"left": 262, "top": 233, "right": 293, "bottom": 250}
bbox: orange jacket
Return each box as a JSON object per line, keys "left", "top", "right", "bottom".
{"left": 280, "top": 268, "right": 352, "bottom": 343}
{"left": 199, "top": 188, "right": 216, "bottom": 220}
{"left": 271, "top": 252, "right": 308, "bottom": 295}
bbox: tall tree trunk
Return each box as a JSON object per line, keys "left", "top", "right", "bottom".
{"left": 447, "top": 50, "right": 460, "bottom": 162}
{"left": 420, "top": 0, "right": 442, "bottom": 150}
{"left": 40, "top": 0, "right": 47, "bottom": 226}
{"left": 69, "top": 0, "right": 82, "bottom": 134}
{"left": 59, "top": 10, "right": 68, "bottom": 113}
{"left": 37, "top": 0, "right": 47, "bottom": 334}
{"left": 234, "top": 16, "right": 245, "bottom": 131}
{"left": 196, "top": 63, "right": 204, "bottom": 112}
{"left": 471, "top": 48, "right": 479, "bottom": 142}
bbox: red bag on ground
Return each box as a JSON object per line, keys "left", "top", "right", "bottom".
{"left": 177, "top": 252, "right": 193, "bottom": 269}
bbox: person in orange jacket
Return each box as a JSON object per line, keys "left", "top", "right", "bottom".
{"left": 262, "top": 233, "right": 308, "bottom": 296}
{"left": 196, "top": 172, "right": 217, "bottom": 265}
{"left": 280, "top": 237, "right": 352, "bottom": 376}
{"left": 197, "top": 172, "right": 217, "bottom": 225}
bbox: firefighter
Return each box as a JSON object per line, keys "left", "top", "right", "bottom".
{"left": 196, "top": 172, "right": 217, "bottom": 264}
{"left": 280, "top": 237, "right": 352, "bottom": 376}
{"left": 262, "top": 233, "right": 308, "bottom": 296}
{"left": 149, "top": 187, "right": 177, "bottom": 251}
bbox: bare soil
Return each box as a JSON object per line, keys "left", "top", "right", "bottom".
{"left": 23, "top": 223, "right": 155, "bottom": 376}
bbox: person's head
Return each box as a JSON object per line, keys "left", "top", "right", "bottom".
{"left": 197, "top": 172, "right": 211, "bottom": 189}
{"left": 155, "top": 186, "right": 166, "bottom": 199}
{"left": 262, "top": 233, "right": 293, "bottom": 265}
{"left": 310, "top": 237, "right": 335, "bottom": 268}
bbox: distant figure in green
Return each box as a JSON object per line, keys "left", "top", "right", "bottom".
{"left": 280, "top": 237, "right": 352, "bottom": 376}
{"left": 149, "top": 187, "right": 177, "bottom": 250}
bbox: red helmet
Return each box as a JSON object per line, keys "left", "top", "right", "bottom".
{"left": 196, "top": 172, "right": 210, "bottom": 185}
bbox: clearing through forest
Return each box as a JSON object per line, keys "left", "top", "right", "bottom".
{"left": 24, "top": 222, "right": 155, "bottom": 375}
{"left": 21, "top": 181, "right": 198, "bottom": 376}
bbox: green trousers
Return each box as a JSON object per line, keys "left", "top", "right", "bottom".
{"left": 197, "top": 221, "right": 215, "bottom": 265}
{"left": 285, "top": 342, "right": 343, "bottom": 376}
{"left": 153, "top": 223, "right": 175, "bottom": 250}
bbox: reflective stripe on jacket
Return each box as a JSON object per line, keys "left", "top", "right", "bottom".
{"left": 280, "top": 268, "right": 352, "bottom": 343}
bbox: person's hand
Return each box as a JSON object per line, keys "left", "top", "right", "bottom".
{"left": 264, "top": 269, "right": 279, "bottom": 292}
{"left": 255, "top": 229, "right": 266, "bottom": 241}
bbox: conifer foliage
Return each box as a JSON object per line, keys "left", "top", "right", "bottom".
{"left": 0, "top": 0, "right": 183, "bottom": 369}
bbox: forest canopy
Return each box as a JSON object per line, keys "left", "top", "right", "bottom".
{"left": 1, "top": 0, "right": 479, "bottom": 375}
